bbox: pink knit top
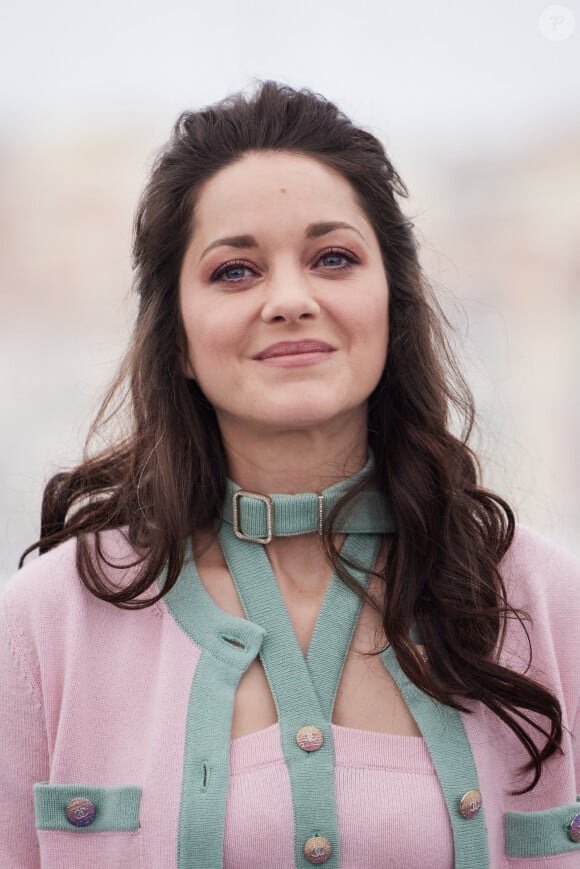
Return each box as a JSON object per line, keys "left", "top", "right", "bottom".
{"left": 226, "top": 724, "right": 452, "bottom": 867}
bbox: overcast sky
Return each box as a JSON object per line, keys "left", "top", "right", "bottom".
{"left": 1, "top": 0, "right": 579, "bottom": 160}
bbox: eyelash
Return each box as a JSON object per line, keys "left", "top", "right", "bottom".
{"left": 209, "top": 247, "right": 360, "bottom": 284}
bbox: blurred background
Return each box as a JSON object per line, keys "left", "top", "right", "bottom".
{"left": 1, "top": 0, "right": 579, "bottom": 587}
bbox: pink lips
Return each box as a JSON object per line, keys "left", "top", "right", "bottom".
{"left": 254, "top": 340, "right": 335, "bottom": 360}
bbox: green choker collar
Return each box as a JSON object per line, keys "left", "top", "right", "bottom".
{"left": 221, "top": 448, "right": 396, "bottom": 544}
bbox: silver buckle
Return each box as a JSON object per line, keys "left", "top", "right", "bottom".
{"left": 232, "top": 490, "right": 274, "bottom": 544}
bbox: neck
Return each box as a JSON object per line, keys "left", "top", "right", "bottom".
{"left": 220, "top": 430, "right": 370, "bottom": 496}
{"left": 222, "top": 441, "right": 380, "bottom": 598}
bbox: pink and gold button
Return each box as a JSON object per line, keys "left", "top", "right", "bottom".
{"left": 296, "top": 725, "right": 324, "bottom": 752}
{"left": 459, "top": 789, "right": 482, "bottom": 819}
{"left": 304, "top": 835, "right": 332, "bottom": 864}
{"left": 569, "top": 813, "right": 580, "bottom": 842}
{"left": 65, "top": 797, "right": 96, "bottom": 827}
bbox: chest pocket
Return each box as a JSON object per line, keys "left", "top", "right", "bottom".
{"left": 504, "top": 796, "right": 580, "bottom": 866}
{"left": 33, "top": 783, "right": 142, "bottom": 869}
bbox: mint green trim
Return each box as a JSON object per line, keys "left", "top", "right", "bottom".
{"left": 161, "top": 525, "right": 492, "bottom": 868}
{"left": 305, "top": 534, "right": 381, "bottom": 719}
{"left": 33, "top": 783, "right": 142, "bottom": 832}
{"left": 158, "top": 552, "right": 265, "bottom": 867}
{"left": 160, "top": 452, "right": 497, "bottom": 868}
{"left": 176, "top": 650, "right": 247, "bottom": 865}
{"left": 504, "top": 797, "right": 580, "bottom": 857}
{"left": 380, "top": 646, "right": 490, "bottom": 869}
{"left": 157, "top": 552, "right": 266, "bottom": 662}
{"left": 218, "top": 526, "right": 381, "bottom": 869}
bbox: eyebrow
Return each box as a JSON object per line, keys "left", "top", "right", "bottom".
{"left": 199, "top": 221, "right": 367, "bottom": 262}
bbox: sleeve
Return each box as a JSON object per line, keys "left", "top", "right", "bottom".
{"left": 574, "top": 699, "right": 580, "bottom": 793}
{"left": 0, "top": 592, "right": 48, "bottom": 868}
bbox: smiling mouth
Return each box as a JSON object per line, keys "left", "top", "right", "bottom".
{"left": 256, "top": 350, "right": 335, "bottom": 368}
{"left": 255, "top": 340, "right": 335, "bottom": 360}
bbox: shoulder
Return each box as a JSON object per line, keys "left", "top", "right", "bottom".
{"left": 497, "top": 523, "right": 580, "bottom": 713}
{"left": 1, "top": 528, "right": 160, "bottom": 635}
{"left": 498, "top": 522, "right": 580, "bottom": 615}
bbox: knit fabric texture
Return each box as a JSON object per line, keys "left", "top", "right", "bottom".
{"left": 0, "top": 522, "right": 579, "bottom": 867}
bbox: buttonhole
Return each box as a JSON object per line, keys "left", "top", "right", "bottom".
{"left": 201, "top": 761, "right": 211, "bottom": 791}
{"left": 220, "top": 634, "right": 246, "bottom": 650}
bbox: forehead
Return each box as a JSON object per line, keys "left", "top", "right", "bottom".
{"left": 192, "top": 150, "right": 368, "bottom": 232}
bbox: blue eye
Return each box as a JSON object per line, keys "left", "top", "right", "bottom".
{"left": 210, "top": 247, "right": 359, "bottom": 284}
{"left": 212, "top": 261, "right": 250, "bottom": 282}
{"left": 318, "top": 250, "right": 355, "bottom": 268}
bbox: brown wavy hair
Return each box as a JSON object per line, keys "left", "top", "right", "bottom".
{"left": 21, "top": 79, "right": 561, "bottom": 793}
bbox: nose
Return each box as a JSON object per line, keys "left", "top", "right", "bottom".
{"left": 260, "top": 266, "right": 321, "bottom": 324}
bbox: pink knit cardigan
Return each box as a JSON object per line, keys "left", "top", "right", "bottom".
{"left": 0, "top": 522, "right": 579, "bottom": 868}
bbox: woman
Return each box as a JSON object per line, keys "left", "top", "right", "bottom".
{"left": 1, "top": 80, "right": 578, "bottom": 868}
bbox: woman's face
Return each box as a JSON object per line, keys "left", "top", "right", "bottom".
{"left": 178, "top": 150, "right": 389, "bottom": 438}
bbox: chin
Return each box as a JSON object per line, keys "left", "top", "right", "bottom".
{"left": 251, "top": 401, "right": 360, "bottom": 430}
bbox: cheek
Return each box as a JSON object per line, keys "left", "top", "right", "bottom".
{"left": 347, "top": 292, "right": 389, "bottom": 382}
{"left": 181, "top": 303, "right": 241, "bottom": 374}
{"left": 181, "top": 301, "right": 210, "bottom": 349}
{"left": 180, "top": 304, "right": 208, "bottom": 377}
{"left": 371, "top": 283, "right": 389, "bottom": 339}
{"left": 349, "top": 291, "right": 388, "bottom": 345}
